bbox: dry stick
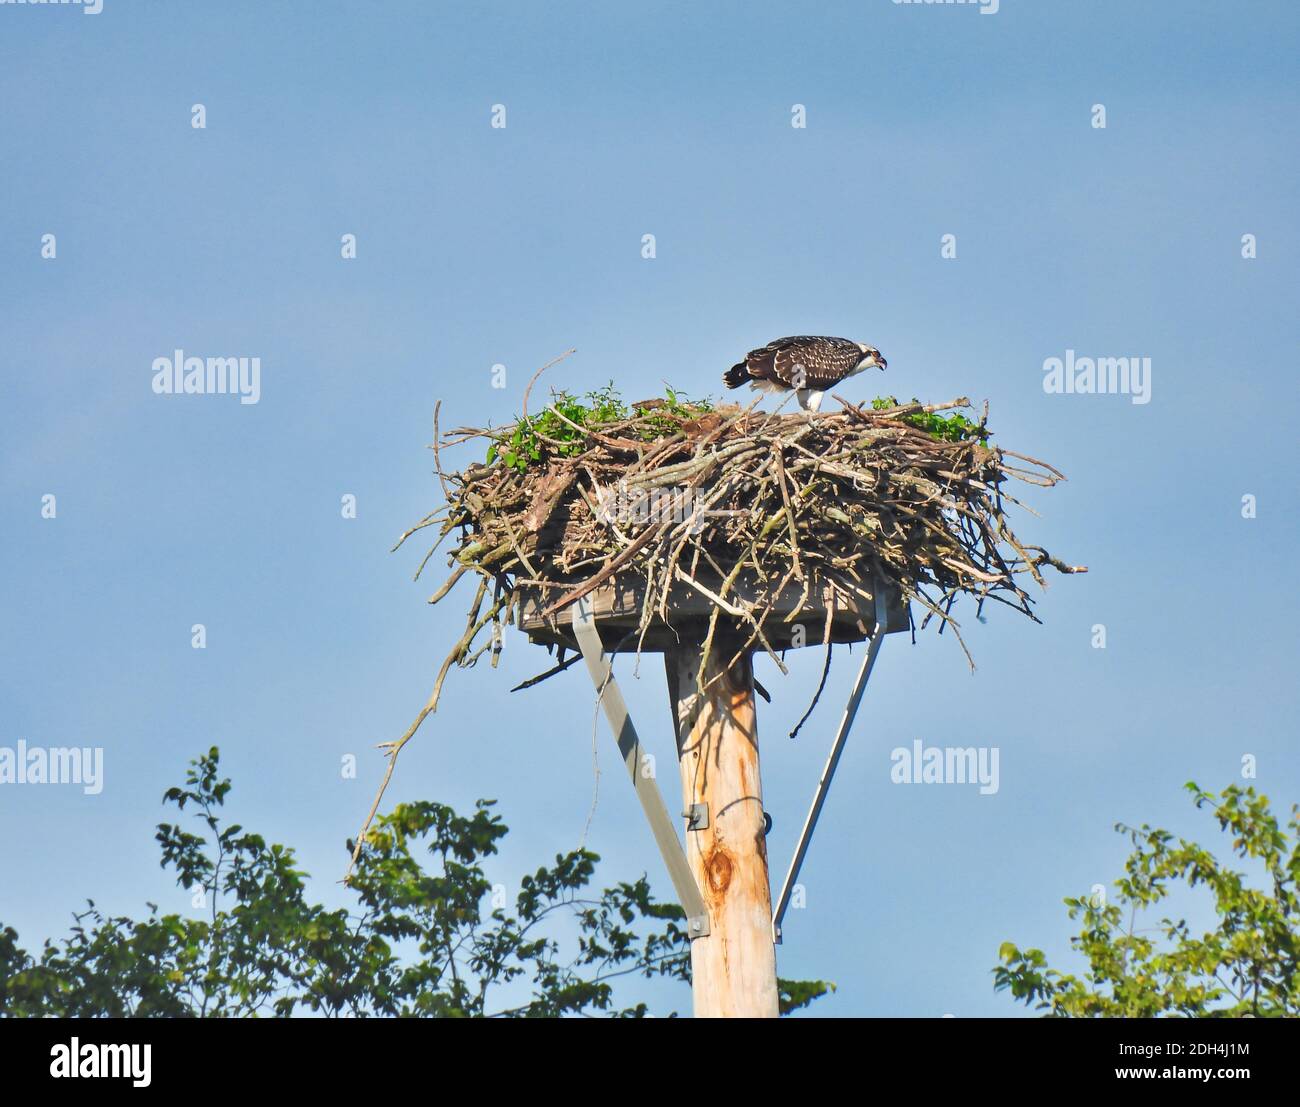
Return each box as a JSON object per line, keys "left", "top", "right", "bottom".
{"left": 774, "top": 447, "right": 804, "bottom": 583}
{"left": 783, "top": 483, "right": 821, "bottom": 619}
{"left": 344, "top": 579, "right": 504, "bottom": 882}
{"left": 656, "top": 468, "right": 760, "bottom": 622}
{"left": 431, "top": 400, "right": 453, "bottom": 503}
{"left": 998, "top": 447, "right": 1067, "bottom": 482}
{"left": 677, "top": 559, "right": 789, "bottom": 677}
{"left": 412, "top": 535, "right": 449, "bottom": 583}
{"left": 510, "top": 651, "right": 583, "bottom": 692}
{"left": 940, "top": 557, "right": 1007, "bottom": 584}
{"left": 522, "top": 462, "right": 578, "bottom": 534}
{"left": 392, "top": 510, "right": 446, "bottom": 552}
{"left": 995, "top": 517, "right": 1049, "bottom": 589}
{"left": 708, "top": 559, "right": 800, "bottom": 687}
{"left": 520, "top": 347, "right": 578, "bottom": 423}
{"left": 996, "top": 465, "right": 1058, "bottom": 488}
{"left": 633, "top": 433, "right": 693, "bottom": 475}
{"left": 627, "top": 434, "right": 766, "bottom": 484}
{"left": 540, "top": 516, "right": 669, "bottom": 616}
{"left": 788, "top": 605, "right": 835, "bottom": 741}
{"left": 1025, "top": 547, "right": 1089, "bottom": 575}
{"left": 498, "top": 513, "right": 539, "bottom": 579}
{"left": 672, "top": 566, "right": 747, "bottom": 617}
{"left": 984, "top": 484, "right": 1042, "bottom": 516}
{"left": 681, "top": 494, "right": 792, "bottom": 692}
{"left": 626, "top": 524, "right": 680, "bottom": 644}
{"left": 834, "top": 394, "right": 971, "bottom": 422}
{"left": 428, "top": 564, "right": 468, "bottom": 604}
{"left": 693, "top": 530, "right": 777, "bottom": 693}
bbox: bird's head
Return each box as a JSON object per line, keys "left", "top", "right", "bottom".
{"left": 856, "top": 343, "right": 887, "bottom": 371}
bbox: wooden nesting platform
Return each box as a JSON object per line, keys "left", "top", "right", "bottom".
{"left": 516, "top": 571, "right": 910, "bottom": 654}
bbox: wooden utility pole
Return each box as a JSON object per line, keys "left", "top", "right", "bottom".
{"left": 666, "top": 641, "right": 780, "bottom": 1018}
{"left": 529, "top": 577, "right": 904, "bottom": 1017}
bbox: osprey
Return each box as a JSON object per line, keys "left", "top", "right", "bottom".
{"left": 723, "top": 335, "right": 887, "bottom": 411}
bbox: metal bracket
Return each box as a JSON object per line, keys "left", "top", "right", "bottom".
{"left": 571, "top": 597, "right": 710, "bottom": 940}
{"left": 772, "top": 578, "right": 890, "bottom": 945}
{"left": 683, "top": 803, "right": 709, "bottom": 831}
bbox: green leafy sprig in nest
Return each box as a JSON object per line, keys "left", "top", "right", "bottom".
{"left": 871, "top": 395, "right": 988, "bottom": 445}
{"left": 486, "top": 383, "right": 714, "bottom": 474}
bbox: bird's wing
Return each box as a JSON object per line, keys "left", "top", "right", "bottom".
{"left": 741, "top": 342, "right": 779, "bottom": 385}
{"left": 748, "top": 336, "right": 861, "bottom": 390}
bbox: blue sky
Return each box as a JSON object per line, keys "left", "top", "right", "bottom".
{"left": 1, "top": 0, "right": 1297, "bottom": 1016}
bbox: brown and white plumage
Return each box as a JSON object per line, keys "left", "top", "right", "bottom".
{"left": 723, "top": 335, "right": 887, "bottom": 411}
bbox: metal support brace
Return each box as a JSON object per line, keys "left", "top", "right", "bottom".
{"left": 571, "top": 597, "right": 710, "bottom": 939}
{"left": 772, "top": 580, "right": 890, "bottom": 944}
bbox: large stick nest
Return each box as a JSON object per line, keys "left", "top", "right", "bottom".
{"left": 346, "top": 382, "right": 1086, "bottom": 876}
{"left": 401, "top": 386, "right": 1085, "bottom": 694}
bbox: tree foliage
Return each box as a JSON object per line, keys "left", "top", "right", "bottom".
{"left": 995, "top": 784, "right": 1299, "bottom": 1017}
{"left": 0, "top": 749, "right": 826, "bottom": 1017}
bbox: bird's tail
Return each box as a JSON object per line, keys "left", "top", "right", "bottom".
{"left": 722, "top": 360, "right": 750, "bottom": 390}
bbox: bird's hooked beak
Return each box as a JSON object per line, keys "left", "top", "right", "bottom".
{"left": 856, "top": 344, "right": 887, "bottom": 371}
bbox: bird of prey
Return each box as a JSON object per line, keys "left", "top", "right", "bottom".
{"left": 723, "top": 335, "right": 887, "bottom": 411}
